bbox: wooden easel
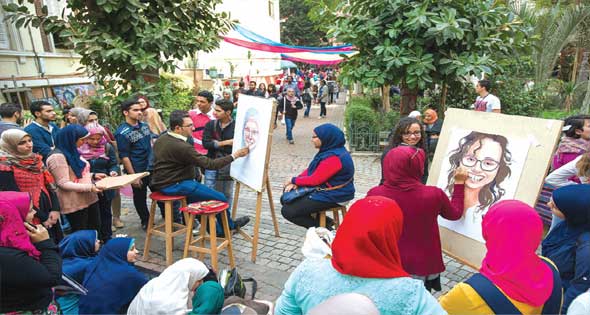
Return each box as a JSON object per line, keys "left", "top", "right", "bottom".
{"left": 231, "top": 100, "right": 280, "bottom": 262}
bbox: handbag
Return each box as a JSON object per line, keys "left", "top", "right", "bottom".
{"left": 280, "top": 177, "right": 353, "bottom": 205}
{"left": 220, "top": 268, "right": 258, "bottom": 300}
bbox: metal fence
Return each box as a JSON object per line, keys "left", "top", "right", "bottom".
{"left": 347, "top": 122, "right": 389, "bottom": 152}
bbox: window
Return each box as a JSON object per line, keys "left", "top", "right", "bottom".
{"left": 268, "top": 0, "right": 275, "bottom": 19}
{"left": 0, "top": 4, "right": 12, "bottom": 49}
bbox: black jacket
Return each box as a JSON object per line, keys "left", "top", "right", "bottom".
{"left": 0, "top": 239, "right": 62, "bottom": 312}
{"left": 278, "top": 97, "right": 303, "bottom": 120}
{"left": 202, "top": 120, "right": 235, "bottom": 159}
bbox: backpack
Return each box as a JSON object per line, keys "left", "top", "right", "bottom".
{"left": 542, "top": 222, "right": 586, "bottom": 280}
{"left": 220, "top": 268, "right": 257, "bottom": 300}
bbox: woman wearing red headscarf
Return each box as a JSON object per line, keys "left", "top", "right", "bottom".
{"left": 0, "top": 191, "right": 62, "bottom": 313}
{"left": 275, "top": 196, "right": 445, "bottom": 315}
{"left": 367, "top": 145, "right": 466, "bottom": 292}
{"left": 439, "top": 200, "right": 562, "bottom": 314}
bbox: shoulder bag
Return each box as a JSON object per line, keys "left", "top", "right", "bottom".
{"left": 280, "top": 177, "right": 353, "bottom": 205}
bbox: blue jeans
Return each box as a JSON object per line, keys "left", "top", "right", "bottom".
{"left": 285, "top": 118, "right": 295, "bottom": 141}
{"left": 205, "top": 170, "right": 236, "bottom": 231}
{"left": 160, "top": 179, "right": 235, "bottom": 229}
{"left": 304, "top": 101, "right": 312, "bottom": 117}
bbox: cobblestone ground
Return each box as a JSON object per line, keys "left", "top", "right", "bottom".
{"left": 117, "top": 94, "right": 475, "bottom": 302}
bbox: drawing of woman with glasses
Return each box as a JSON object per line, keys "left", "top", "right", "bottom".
{"left": 445, "top": 131, "right": 512, "bottom": 220}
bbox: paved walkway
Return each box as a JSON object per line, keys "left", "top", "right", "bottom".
{"left": 118, "top": 95, "right": 475, "bottom": 301}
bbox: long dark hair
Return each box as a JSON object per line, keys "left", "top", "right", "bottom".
{"left": 445, "top": 131, "right": 512, "bottom": 213}
{"left": 563, "top": 114, "right": 590, "bottom": 139}
{"left": 386, "top": 117, "right": 426, "bottom": 151}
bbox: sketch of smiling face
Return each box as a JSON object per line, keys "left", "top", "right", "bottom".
{"left": 461, "top": 138, "right": 502, "bottom": 190}
{"left": 243, "top": 118, "right": 259, "bottom": 150}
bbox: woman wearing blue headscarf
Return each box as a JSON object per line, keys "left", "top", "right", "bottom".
{"left": 79, "top": 237, "right": 147, "bottom": 314}
{"left": 47, "top": 124, "right": 103, "bottom": 233}
{"left": 57, "top": 230, "right": 100, "bottom": 314}
{"left": 281, "top": 123, "right": 355, "bottom": 229}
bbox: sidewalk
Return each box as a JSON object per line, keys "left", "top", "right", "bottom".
{"left": 118, "top": 94, "right": 475, "bottom": 301}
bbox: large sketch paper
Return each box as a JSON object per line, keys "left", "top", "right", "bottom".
{"left": 427, "top": 108, "right": 562, "bottom": 268}
{"left": 95, "top": 172, "right": 149, "bottom": 190}
{"left": 436, "top": 128, "right": 530, "bottom": 243}
{"left": 230, "top": 95, "right": 274, "bottom": 192}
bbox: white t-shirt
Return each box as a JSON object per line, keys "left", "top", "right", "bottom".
{"left": 474, "top": 93, "right": 501, "bottom": 112}
{"left": 567, "top": 291, "right": 590, "bottom": 315}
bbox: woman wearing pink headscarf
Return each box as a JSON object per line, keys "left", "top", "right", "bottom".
{"left": 0, "top": 191, "right": 62, "bottom": 313}
{"left": 439, "top": 200, "right": 562, "bottom": 314}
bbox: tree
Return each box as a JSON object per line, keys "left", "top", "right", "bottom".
{"left": 3, "top": 0, "right": 232, "bottom": 89}
{"left": 280, "top": 0, "right": 327, "bottom": 46}
{"left": 322, "top": 0, "right": 531, "bottom": 114}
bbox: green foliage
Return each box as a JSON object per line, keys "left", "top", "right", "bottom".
{"left": 280, "top": 0, "right": 327, "bottom": 46}
{"left": 345, "top": 95, "right": 400, "bottom": 132}
{"left": 540, "top": 109, "right": 576, "bottom": 120}
{"left": 3, "top": 0, "right": 232, "bottom": 87}
{"left": 155, "top": 73, "right": 194, "bottom": 121}
{"left": 329, "top": 0, "right": 531, "bottom": 93}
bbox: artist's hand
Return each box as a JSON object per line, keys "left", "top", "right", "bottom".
{"left": 232, "top": 147, "right": 249, "bottom": 159}
{"left": 25, "top": 223, "right": 49, "bottom": 243}
{"left": 453, "top": 166, "right": 468, "bottom": 185}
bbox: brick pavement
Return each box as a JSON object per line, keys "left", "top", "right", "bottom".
{"left": 117, "top": 95, "right": 475, "bottom": 302}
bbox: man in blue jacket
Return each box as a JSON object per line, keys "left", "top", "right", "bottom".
{"left": 24, "top": 101, "right": 59, "bottom": 161}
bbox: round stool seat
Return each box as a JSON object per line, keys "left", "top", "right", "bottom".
{"left": 150, "top": 191, "right": 185, "bottom": 201}
{"left": 180, "top": 201, "right": 229, "bottom": 215}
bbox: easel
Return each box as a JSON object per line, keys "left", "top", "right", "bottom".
{"left": 231, "top": 100, "right": 280, "bottom": 262}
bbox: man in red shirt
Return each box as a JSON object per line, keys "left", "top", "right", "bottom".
{"left": 189, "top": 91, "right": 216, "bottom": 155}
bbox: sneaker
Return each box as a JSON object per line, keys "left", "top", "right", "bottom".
{"left": 113, "top": 218, "right": 124, "bottom": 228}
{"left": 141, "top": 223, "right": 148, "bottom": 231}
{"left": 318, "top": 116, "right": 323, "bottom": 119}
{"left": 289, "top": 140, "right": 295, "bottom": 144}
{"left": 232, "top": 216, "right": 250, "bottom": 230}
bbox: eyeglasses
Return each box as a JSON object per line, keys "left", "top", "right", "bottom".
{"left": 311, "top": 135, "right": 318, "bottom": 139}
{"left": 402, "top": 131, "right": 421, "bottom": 137}
{"left": 181, "top": 124, "right": 194, "bottom": 128}
{"left": 461, "top": 154, "right": 500, "bottom": 172}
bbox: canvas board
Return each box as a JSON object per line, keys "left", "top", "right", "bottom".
{"left": 230, "top": 94, "right": 275, "bottom": 192}
{"left": 95, "top": 172, "right": 149, "bottom": 190}
{"left": 427, "top": 108, "right": 562, "bottom": 268}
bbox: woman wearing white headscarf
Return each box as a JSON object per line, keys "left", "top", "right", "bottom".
{"left": 127, "top": 258, "right": 218, "bottom": 315}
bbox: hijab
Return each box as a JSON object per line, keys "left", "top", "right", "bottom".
{"left": 78, "top": 123, "right": 108, "bottom": 161}
{"left": 480, "top": 200, "right": 553, "bottom": 306}
{"left": 331, "top": 196, "right": 409, "bottom": 278}
{"left": 54, "top": 124, "right": 89, "bottom": 179}
{"left": 408, "top": 111, "right": 421, "bottom": 119}
{"left": 285, "top": 88, "right": 298, "bottom": 103}
{"left": 0, "top": 129, "right": 35, "bottom": 160}
{"left": 380, "top": 145, "right": 424, "bottom": 192}
{"left": 552, "top": 184, "right": 590, "bottom": 229}
{"left": 423, "top": 109, "right": 438, "bottom": 125}
{"left": 127, "top": 258, "right": 209, "bottom": 315}
{"left": 308, "top": 123, "right": 347, "bottom": 174}
{"left": 59, "top": 230, "right": 98, "bottom": 282}
{"left": 0, "top": 191, "right": 40, "bottom": 260}
{"left": 70, "top": 108, "right": 96, "bottom": 126}
{"left": 79, "top": 237, "right": 147, "bottom": 314}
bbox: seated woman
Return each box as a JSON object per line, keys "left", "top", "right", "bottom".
{"left": 127, "top": 258, "right": 223, "bottom": 315}
{"left": 542, "top": 184, "right": 590, "bottom": 313}
{"left": 382, "top": 117, "right": 429, "bottom": 183}
{"left": 439, "top": 200, "right": 562, "bottom": 314}
{"left": 552, "top": 115, "right": 590, "bottom": 174}
{"left": 0, "top": 191, "right": 62, "bottom": 313}
{"left": 80, "top": 124, "right": 119, "bottom": 242}
{"left": 281, "top": 123, "right": 355, "bottom": 229}
{"left": 0, "top": 129, "right": 63, "bottom": 241}
{"left": 79, "top": 237, "right": 148, "bottom": 314}
{"left": 57, "top": 230, "right": 100, "bottom": 315}
{"left": 275, "top": 196, "right": 445, "bottom": 314}
{"left": 47, "top": 125, "right": 103, "bottom": 233}
{"left": 367, "top": 145, "right": 466, "bottom": 292}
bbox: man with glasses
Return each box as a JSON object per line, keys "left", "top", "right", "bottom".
{"left": 151, "top": 110, "right": 251, "bottom": 233}
{"left": 115, "top": 98, "right": 153, "bottom": 230}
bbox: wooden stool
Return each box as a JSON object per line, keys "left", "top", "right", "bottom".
{"left": 318, "top": 205, "right": 348, "bottom": 229}
{"left": 181, "top": 201, "right": 235, "bottom": 271}
{"left": 143, "top": 192, "right": 188, "bottom": 266}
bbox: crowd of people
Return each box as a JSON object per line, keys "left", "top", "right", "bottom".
{"left": 1, "top": 73, "right": 589, "bottom": 315}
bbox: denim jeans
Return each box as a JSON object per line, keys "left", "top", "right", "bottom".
{"left": 320, "top": 102, "right": 327, "bottom": 117}
{"left": 161, "top": 179, "right": 235, "bottom": 229}
{"left": 304, "top": 101, "right": 312, "bottom": 117}
{"left": 285, "top": 118, "right": 295, "bottom": 141}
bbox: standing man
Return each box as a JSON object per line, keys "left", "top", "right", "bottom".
{"left": 244, "top": 81, "right": 263, "bottom": 97}
{"left": 202, "top": 99, "right": 240, "bottom": 231}
{"left": 151, "top": 110, "right": 251, "bottom": 233}
{"left": 317, "top": 80, "right": 329, "bottom": 119}
{"left": 0, "top": 103, "right": 23, "bottom": 135}
{"left": 24, "top": 101, "right": 59, "bottom": 161}
{"left": 115, "top": 98, "right": 153, "bottom": 230}
{"left": 473, "top": 79, "right": 501, "bottom": 113}
{"left": 189, "top": 91, "right": 216, "bottom": 155}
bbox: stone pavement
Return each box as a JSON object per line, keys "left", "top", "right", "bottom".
{"left": 116, "top": 95, "right": 475, "bottom": 302}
